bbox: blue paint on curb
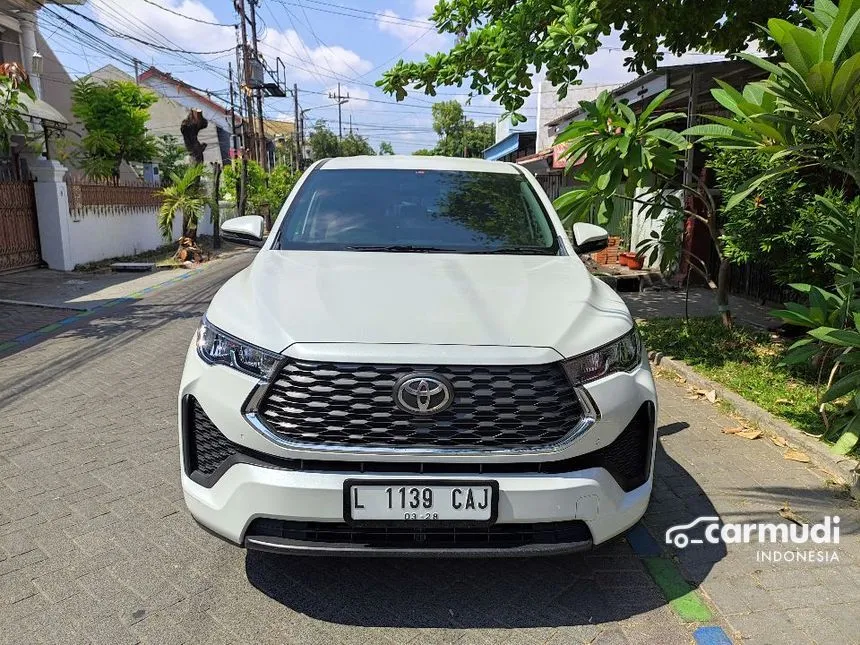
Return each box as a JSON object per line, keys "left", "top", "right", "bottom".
{"left": 626, "top": 523, "right": 662, "bottom": 557}
{"left": 694, "top": 626, "right": 733, "bottom": 645}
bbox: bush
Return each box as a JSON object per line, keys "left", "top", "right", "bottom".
{"left": 710, "top": 148, "right": 835, "bottom": 287}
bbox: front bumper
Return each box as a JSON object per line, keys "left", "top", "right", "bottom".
{"left": 179, "top": 345, "right": 658, "bottom": 556}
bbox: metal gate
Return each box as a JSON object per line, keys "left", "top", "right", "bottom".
{"left": 0, "top": 181, "right": 40, "bottom": 272}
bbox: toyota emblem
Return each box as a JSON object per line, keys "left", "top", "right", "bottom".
{"left": 393, "top": 374, "right": 453, "bottom": 415}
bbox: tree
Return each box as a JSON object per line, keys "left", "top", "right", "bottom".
{"left": 685, "top": 0, "right": 860, "bottom": 454}
{"left": 156, "top": 135, "right": 187, "bottom": 186}
{"left": 222, "top": 159, "right": 267, "bottom": 213}
{"left": 413, "top": 148, "right": 435, "bottom": 156}
{"left": 414, "top": 100, "right": 495, "bottom": 157}
{"left": 0, "top": 64, "right": 35, "bottom": 154}
{"left": 71, "top": 78, "right": 158, "bottom": 178}
{"left": 308, "top": 120, "right": 339, "bottom": 160}
{"left": 266, "top": 165, "right": 302, "bottom": 211}
{"left": 157, "top": 164, "right": 207, "bottom": 241}
{"left": 378, "top": 0, "right": 797, "bottom": 117}
{"left": 379, "top": 141, "right": 395, "bottom": 155}
{"left": 340, "top": 131, "right": 376, "bottom": 156}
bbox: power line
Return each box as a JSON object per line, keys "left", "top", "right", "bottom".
{"left": 55, "top": 3, "right": 235, "bottom": 55}
{"left": 273, "top": 0, "right": 430, "bottom": 28}
{"left": 137, "top": 0, "right": 236, "bottom": 27}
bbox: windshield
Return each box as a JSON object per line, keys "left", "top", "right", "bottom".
{"left": 273, "top": 168, "right": 559, "bottom": 254}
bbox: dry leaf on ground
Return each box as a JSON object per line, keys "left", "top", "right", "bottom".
{"left": 737, "top": 429, "right": 763, "bottom": 440}
{"left": 723, "top": 426, "right": 745, "bottom": 435}
{"left": 784, "top": 450, "right": 811, "bottom": 463}
{"left": 779, "top": 505, "right": 806, "bottom": 525}
{"left": 775, "top": 398, "right": 792, "bottom": 405}
{"left": 770, "top": 436, "right": 789, "bottom": 448}
{"left": 704, "top": 390, "right": 717, "bottom": 403}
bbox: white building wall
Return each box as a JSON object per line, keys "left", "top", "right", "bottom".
{"left": 142, "top": 77, "right": 230, "bottom": 131}
{"left": 67, "top": 205, "right": 214, "bottom": 267}
{"left": 630, "top": 188, "right": 681, "bottom": 269}
{"left": 536, "top": 82, "right": 607, "bottom": 151}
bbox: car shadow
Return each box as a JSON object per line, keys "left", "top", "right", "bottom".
{"left": 244, "top": 422, "right": 727, "bottom": 628}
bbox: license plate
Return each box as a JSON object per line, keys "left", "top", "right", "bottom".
{"left": 345, "top": 480, "right": 498, "bottom": 523}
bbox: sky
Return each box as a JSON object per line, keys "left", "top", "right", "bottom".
{"left": 36, "top": 0, "right": 726, "bottom": 154}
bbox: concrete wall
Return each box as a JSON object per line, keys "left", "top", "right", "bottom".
{"left": 537, "top": 82, "right": 605, "bottom": 151}
{"left": 67, "top": 204, "right": 214, "bottom": 267}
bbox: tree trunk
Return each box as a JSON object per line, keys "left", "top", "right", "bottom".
{"left": 180, "top": 109, "right": 209, "bottom": 241}
{"left": 716, "top": 258, "right": 733, "bottom": 328}
{"left": 211, "top": 162, "right": 222, "bottom": 250}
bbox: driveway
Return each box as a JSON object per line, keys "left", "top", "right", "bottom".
{"left": 1, "top": 254, "right": 857, "bottom": 644}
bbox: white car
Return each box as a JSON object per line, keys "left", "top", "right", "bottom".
{"left": 179, "top": 155, "right": 657, "bottom": 556}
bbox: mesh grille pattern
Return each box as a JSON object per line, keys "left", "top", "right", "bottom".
{"left": 186, "top": 397, "right": 237, "bottom": 475}
{"left": 257, "top": 360, "right": 582, "bottom": 449}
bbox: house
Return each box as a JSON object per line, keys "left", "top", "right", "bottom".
{"left": 482, "top": 117, "right": 536, "bottom": 163}
{"left": 516, "top": 82, "right": 610, "bottom": 201}
{"left": 0, "top": 0, "right": 81, "bottom": 274}
{"left": 0, "top": 0, "right": 78, "bottom": 180}
{"left": 527, "top": 59, "right": 768, "bottom": 271}
{"left": 138, "top": 66, "right": 232, "bottom": 167}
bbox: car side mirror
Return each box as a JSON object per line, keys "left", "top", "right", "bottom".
{"left": 221, "top": 215, "right": 266, "bottom": 247}
{"left": 572, "top": 222, "right": 609, "bottom": 254}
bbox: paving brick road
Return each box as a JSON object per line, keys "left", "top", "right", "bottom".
{"left": 1, "top": 253, "right": 858, "bottom": 644}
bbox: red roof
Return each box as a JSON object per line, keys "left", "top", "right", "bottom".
{"left": 138, "top": 67, "right": 227, "bottom": 115}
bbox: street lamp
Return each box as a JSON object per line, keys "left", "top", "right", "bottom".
{"left": 31, "top": 51, "right": 43, "bottom": 76}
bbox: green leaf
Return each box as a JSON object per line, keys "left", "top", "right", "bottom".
{"left": 809, "top": 327, "right": 860, "bottom": 347}
{"left": 645, "top": 128, "right": 689, "bottom": 149}
{"left": 724, "top": 166, "right": 798, "bottom": 211}
{"left": 831, "top": 51, "right": 860, "bottom": 108}
{"left": 639, "top": 89, "right": 674, "bottom": 123}
{"left": 821, "top": 370, "right": 860, "bottom": 402}
{"left": 831, "top": 416, "right": 860, "bottom": 454}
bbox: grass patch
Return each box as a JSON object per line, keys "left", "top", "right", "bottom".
{"left": 640, "top": 317, "right": 824, "bottom": 437}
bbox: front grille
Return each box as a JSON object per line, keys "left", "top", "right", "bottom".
{"left": 184, "top": 397, "right": 654, "bottom": 492}
{"left": 245, "top": 518, "right": 592, "bottom": 550}
{"left": 184, "top": 397, "right": 235, "bottom": 476}
{"left": 256, "top": 360, "right": 583, "bottom": 449}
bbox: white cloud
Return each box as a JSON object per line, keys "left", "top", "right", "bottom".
{"left": 260, "top": 31, "right": 372, "bottom": 82}
{"left": 89, "top": 0, "right": 372, "bottom": 83}
{"left": 377, "top": 1, "right": 451, "bottom": 55}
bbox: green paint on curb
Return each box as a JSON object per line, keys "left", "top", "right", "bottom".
{"left": 643, "top": 557, "right": 713, "bottom": 623}
{"left": 0, "top": 342, "right": 15, "bottom": 353}
{"left": 39, "top": 323, "right": 62, "bottom": 333}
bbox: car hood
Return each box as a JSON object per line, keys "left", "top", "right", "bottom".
{"left": 206, "top": 250, "right": 633, "bottom": 359}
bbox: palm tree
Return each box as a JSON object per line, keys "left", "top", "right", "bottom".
{"left": 158, "top": 163, "right": 206, "bottom": 241}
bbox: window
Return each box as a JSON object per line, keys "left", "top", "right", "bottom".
{"left": 274, "top": 169, "right": 559, "bottom": 255}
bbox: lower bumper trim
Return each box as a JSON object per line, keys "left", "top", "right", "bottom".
{"left": 244, "top": 535, "right": 594, "bottom": 558}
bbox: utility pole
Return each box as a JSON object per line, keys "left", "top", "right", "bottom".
{"left": 133, "top": 58, "right": 139, "bottom": 84}
{"left": 348, "top": 114, "right": 352, "bottom": 136}
{"left": 328, "top": 82, "right": 349, "bottom": 139}
{"left": 235, "top": 0, "right": 256, "bottom": 165}
{"left": 293, "top": 83, "right": 301, "bottom": 171}
{"left": 233, "top": 33, "right": 248, "bottom": 218}
{"left": 228, "top": 61, "right": 242, "bottom": 216}
{"left": 248, "top": 0, "right": 268, "bottom": 170}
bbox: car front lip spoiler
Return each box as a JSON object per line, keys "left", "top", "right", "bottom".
{"left": 243, "top": 535, "right": 594, "bottom": 558}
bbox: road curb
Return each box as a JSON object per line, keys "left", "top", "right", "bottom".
{"left": 650, "top": 353, "right": 859, "bottom": 497}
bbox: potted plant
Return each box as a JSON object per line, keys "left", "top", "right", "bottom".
{"left": 626, "top": 253, "right": 644, "bottom": 270}
{"left": 618, "top": 239, "right": 630, "bottom": 266}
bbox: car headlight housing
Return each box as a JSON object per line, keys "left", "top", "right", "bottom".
{"left": 562, "top": 327, "right": 643, "bottom": 384}
{"left": 196, "top": 317, "right": 280, "bottom": 378}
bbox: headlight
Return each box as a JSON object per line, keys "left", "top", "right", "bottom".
{"left": 196, "top": 317, "right": 280, "bottom": 378}
{"left": 562, "top": 327, "right": 642, "bottom": 384}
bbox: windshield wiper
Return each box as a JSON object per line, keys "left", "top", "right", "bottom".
{"left": 345, "top": 245, "right": 455, "bottom": 253}
{"left": 473, "top": 246, "right": 558, "bottom": 255}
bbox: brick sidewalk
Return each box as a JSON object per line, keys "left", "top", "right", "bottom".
{"left": 0, "top": 254, "right": 857, "bottom": 644}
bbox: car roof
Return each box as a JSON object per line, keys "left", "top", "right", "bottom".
{"left": 318, "top": 155, "right": 520, "bottom": 174}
